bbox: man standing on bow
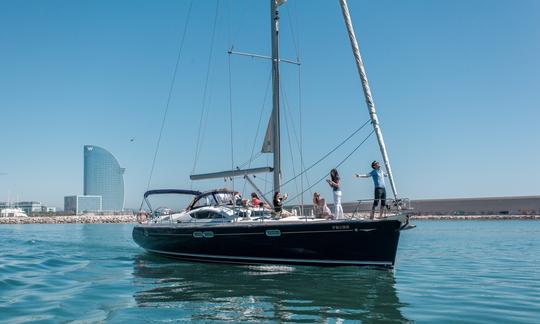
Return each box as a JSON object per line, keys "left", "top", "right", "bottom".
{"left": 355, "top": 161, "right": 387, "bottom": 220}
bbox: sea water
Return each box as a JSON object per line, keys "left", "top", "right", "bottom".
{"left": 0, "top": 221, "right": 538, "bottom": 323}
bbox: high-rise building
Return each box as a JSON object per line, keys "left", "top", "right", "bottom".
{"left": 83, "top": 145, "right": 125, "bottom": 211}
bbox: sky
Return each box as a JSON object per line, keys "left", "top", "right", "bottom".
{"left": 0, "top": 0, "right": 539, "bottom": 210}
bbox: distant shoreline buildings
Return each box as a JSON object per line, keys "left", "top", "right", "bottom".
{"left": 64, "top": 145, "right": 125, "bottom": 215}
{"left": 0, "top": 201, "right": 56, "bottom": 215}
{"left": 5, "top": 195, "right": 537, "bottom": 216}
{"left": 64, "top": 195, "right": 102, "bottom": 215}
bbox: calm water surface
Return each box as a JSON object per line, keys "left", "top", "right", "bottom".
{"left": 0, "top": 221, "right": 539, "bottom": 323}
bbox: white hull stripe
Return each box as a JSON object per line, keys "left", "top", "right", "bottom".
{"left": 146, "top": 249, "right": 392, "bottom": 266}
{"left": 146, "top": 228, "right": 376, "bottom": 237}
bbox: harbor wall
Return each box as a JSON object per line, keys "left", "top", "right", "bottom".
{"left": 329, "top": 195, "right": 540, "bottom": 215}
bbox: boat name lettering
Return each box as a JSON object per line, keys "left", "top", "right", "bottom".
{"left": 332, "top": 225, "right": 350, "bottom": 230}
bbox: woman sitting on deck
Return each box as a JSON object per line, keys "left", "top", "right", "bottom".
{"left": 273, "top": 191, "right": 292, "bottom": 217}
{"left": 250, "top": 192, "right": 262, "bottom": 207}
{"left": 250, "top": 192, "right": 271, "bottom": 210}
{"left": 313, "top": 192, "right": 333, "bottom": 219}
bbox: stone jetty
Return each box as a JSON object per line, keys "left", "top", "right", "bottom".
{"left": 0, "top": 214, "right": 136, "bottom": 225}
{"left": 0, "top": 213, "right": 538, "bottom": 225}
{"left": 343, "top": 212, "right": 539, "bottom": 220}
{"left": 410, "top": 214, "right": 539, "bottom": 220}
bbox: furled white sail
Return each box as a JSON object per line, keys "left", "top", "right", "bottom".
{"left": 339, "top": 0, "right": 398, "bottom": 200}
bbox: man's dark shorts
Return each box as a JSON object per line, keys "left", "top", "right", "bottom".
{"left": 373, "top": 188, "right": 386, "bottom": 208}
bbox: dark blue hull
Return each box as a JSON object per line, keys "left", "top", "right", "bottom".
{"left": 133, "top": 219, "right": 403, "bottom": 267}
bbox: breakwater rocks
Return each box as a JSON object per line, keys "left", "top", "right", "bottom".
{"left": 0, "top": 214, "right": 538, "bottom": 225}
{"left": 0, "top": 214, "right": 136, "bottom": 225}
{"left": 411, "top": 214, "right": 540, "bottom": 220}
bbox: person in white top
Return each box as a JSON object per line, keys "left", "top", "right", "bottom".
{"left": 326, "top": 168, "right": 344, "bottom": 219}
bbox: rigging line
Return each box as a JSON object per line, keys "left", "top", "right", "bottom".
{"left": 228, "top": 50, "right": 235, "bottom": 193}
{"left": 237, "top": 152, "right": 263, "bottom": 169}
{"left": 263, "top": 118, "right": 372, "bottom": 197}
{"left": 280, "top": 79, "right": 309, "bottom": 203}
{"left": 238, "top": 152, "right": 263, "bottom": 198}
{"left": 241, "top": 69, "right": 273, "bottom": 195}
{"left": 287, "top": 130, "right": 375, "bottom": 203}
{"left": 227, "top": 1, "right": 232, "bottom": 44}
{"left": 280, "top": 84, "right": 301, "bottom": 203}
{"left": 264, "top": 155, "right": 269, "bottom": 194}
{"left": 248, "top": 70, "right": 272, "bottom": 164}
{"left": 282, "top": 88, "right": 300, "bottom": 204}
{"left": 198, "top": 87, "right": 216, "bottom": 163}
{"left": 191, "top": 0, "right": 221, "bottom": 174}
{"left": 280, "top": 78, "right": 310, "bottom": 195}
{"left": 251, "top": 174, "right": 272, "bottom": 185}
{"left": 285, "top": 1, "right": 301, "bottom": 61}
{"left": 280, "top": 81, "right": 301, "bottom": 155}
{"left": 145, "top": 0, "right": 194, "bottom": 194}
{"left": 228, "top": 0, "right": 250, "bottom": 50}
{"left": 227, "top": 0, "right": 234, "bottom": 184}
{"left": 297, "top": 63, "right": 310, "bottom": 206}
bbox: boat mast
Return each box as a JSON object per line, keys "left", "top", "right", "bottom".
{"left": 271, "top": 0, "right": 281, "bottom": 196}
{"left": 338, "top": 0, "right": 398, "bottom": 199}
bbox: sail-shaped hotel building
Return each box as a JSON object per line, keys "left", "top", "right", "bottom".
{"left": 83, "top": 145, "right": 125, "bottom": 211}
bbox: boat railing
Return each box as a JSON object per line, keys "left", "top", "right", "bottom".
{"left": 138, "top": 198, "right": 412, "bottom": 225}
{"left": 349, "top": 198, "right": 411, "bottom": 218}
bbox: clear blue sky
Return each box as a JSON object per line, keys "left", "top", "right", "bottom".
{"left": 1, "top": 0, "right": 539, "bottom": 209}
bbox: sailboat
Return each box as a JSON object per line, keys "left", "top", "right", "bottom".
{"left": 0, "top": 207, "right": 28, "bottom": 218}
{"left": 133, "top": 0, "right": 414, "bottom": 267}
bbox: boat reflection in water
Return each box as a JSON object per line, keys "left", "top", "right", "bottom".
{"left": 133, "top": 253, "right": 409, "bottom": 322}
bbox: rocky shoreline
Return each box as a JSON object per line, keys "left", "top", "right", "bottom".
{"left": 0, "top": 214, "right": 137, "bottom": 225}
{"left": 0, "top": 213, "right": 538, "bottom": 224}
{"left": 410, "top": 214, "right": 540, "bottom": 220}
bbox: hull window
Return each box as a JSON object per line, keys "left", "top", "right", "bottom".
{"left": 193, "top": 231, "right": 214, "bottom": 238}
{"left": 203, "top": 231, "right": 214, "bottom": 238}
{"left": 266, "top": 229, "right": 281, "bottom": 237}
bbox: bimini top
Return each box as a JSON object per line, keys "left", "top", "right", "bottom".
{"left": 142, "top": 188, "right": 235, "bottom": 211}
{"left": 143, "top": 189, "right": 202, "bottom": 199}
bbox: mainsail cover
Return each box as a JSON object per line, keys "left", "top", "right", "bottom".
{"left": 261, "top": 114, "right": 273, "bottom": 153}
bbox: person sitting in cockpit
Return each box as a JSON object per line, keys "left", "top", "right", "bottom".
{"left": 250, "top": 192, "right": 262, "bottom": 207}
